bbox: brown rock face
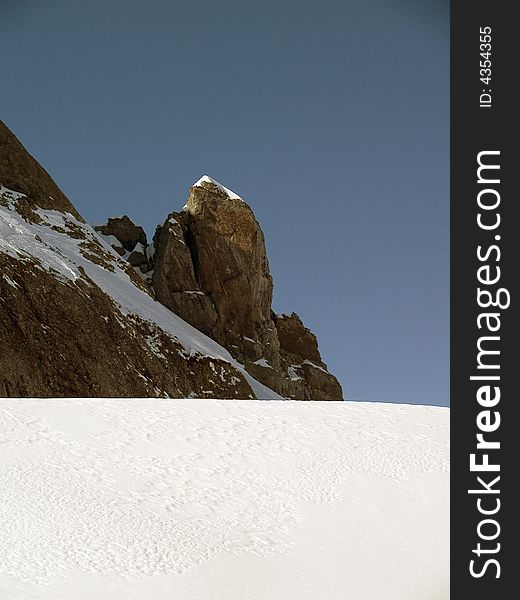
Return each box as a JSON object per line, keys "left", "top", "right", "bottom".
{"left": 152, "top": 177, "right": 343, "bottom": 400}
{"left": 151, "top": 212, "right": 218, "bottom": 335}
{"left": 0, "top": 120, "right": 82, "bottom": 220}
{"left": 153, "top": 181, "right": 278, "bottom": 361}
{"left": 185, "top": 182, "right": 275, "bottom": 349}
{"left": 275, "top": 313, "right": 343, "bottom": 400}
{"left": 94, "top": 216, "right": 147, "bottom": 252}
{"left": 0, "top": 253, "right": 254, "bottom": 399}
{"left": 94, "top": 216, "right": 153, "bottom": 277}
{"left": 275, "top": 312, "right": 323, "bottom": 366}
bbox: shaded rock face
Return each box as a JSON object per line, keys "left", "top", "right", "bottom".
{"left": 0, "top": 120, "right": 81, "bottom": 220}
{"left": 94, "top": 216, "right": 153, "bottom": 275}
{"left": 151, "top": 212, "right": 218, "bottom": 335}
{"left": 275, "top": 313, "right": 344, "bottom": 400}
{"left": 151, "top": 178, "right": 343, "bottom": 400}
{"left": 95, "top": 216, "right": 147, "bottom": 252}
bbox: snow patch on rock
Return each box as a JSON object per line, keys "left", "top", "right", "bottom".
{"left": 193, "top": 175, "right": 242, "bottom": 200}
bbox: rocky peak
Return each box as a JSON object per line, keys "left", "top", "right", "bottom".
{"left": 183, "top": 176, "right": 274, "bottom": 342}
{"left": 191, "top": 175, "right": 244, "bottom": 200}
{"left": 1, "top": 117, "right": 343, "bottom": 400}
{"left": 150, "top": 175, "right": 344, "bottom": 400}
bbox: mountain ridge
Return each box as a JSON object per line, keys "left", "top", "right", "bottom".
{"left": 0, "top": 120, "right": 342, "bottom": 399}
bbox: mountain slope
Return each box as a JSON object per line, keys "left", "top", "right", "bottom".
{"left": 0, "top": 121, "right": 279, "bottom": 399}
{"left": 0, "top": 122, "right": 81, "bottom": 219}
{"left": 1, "top": 120, "right": 341, "bottom": 399}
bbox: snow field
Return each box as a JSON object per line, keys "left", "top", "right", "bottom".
{"left": 0, "top": 399, "right": 449, "bottom": 600}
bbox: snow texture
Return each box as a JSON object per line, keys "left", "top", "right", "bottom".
{"left": 0, "top": 185, "right": 26, "bottom": 207}
{"left": 96, "top": 233, "right": 123, "bottom": 249}
{"left": 287, "top": 366, "right": 302, "bottom": 381}
{"left": 253, "top": 358, "right": 273, "bottom": 369}
{"left": 0, "top": 399, "right": 449, "bottom": 600}
{"left": 0, "top": 188, "right": 279, "bottom": 399}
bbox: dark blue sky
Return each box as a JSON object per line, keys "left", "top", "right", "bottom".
{"left": 1, "top": 0, "right": 449, "bottom": 405}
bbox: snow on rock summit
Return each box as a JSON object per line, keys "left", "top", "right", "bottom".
{"left": 151, "top": 175, "right": 343, "bottom": 399}
{"left": 192, "top": 174, "right": 243, "bottom": 200}
{"left": 0, "top": 120, "right": 341, "bottom": 399}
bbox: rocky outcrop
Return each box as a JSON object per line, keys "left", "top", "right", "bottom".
{"left": 94, "top": 215, "right": 147, "bottom": 252}
{"left": 1, "top": 119, "right": 343, "bottom": 400}
{"left": 0, "top": 122, "right": 259, "bottom": 399}
{"left": 275, "top": 313, "right": 323, "bottom": 365}
{"left": 94, "top": 216, "right": 153, "bottom": 276}
{"left": 151, "top": 176, "right": 343, "bottom": 400}
{"left": 152, "top": 180, "right": 278, "bottom": 364}
{"left": 151, "top": 212, "right": 218, "bottom": 335}
{"left": 274, "top": 313, "right": 343, "bottom": 400}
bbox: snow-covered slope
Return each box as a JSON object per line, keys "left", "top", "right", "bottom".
{"left": 0, "top": 399, "right": 449, "bottom": 600}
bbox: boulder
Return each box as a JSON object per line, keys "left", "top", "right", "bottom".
{"left": 275, "top": 312, "right": 324, "bottom": 366}
{"left": 94, "top": 215, "right": 148, "bottom": 253}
